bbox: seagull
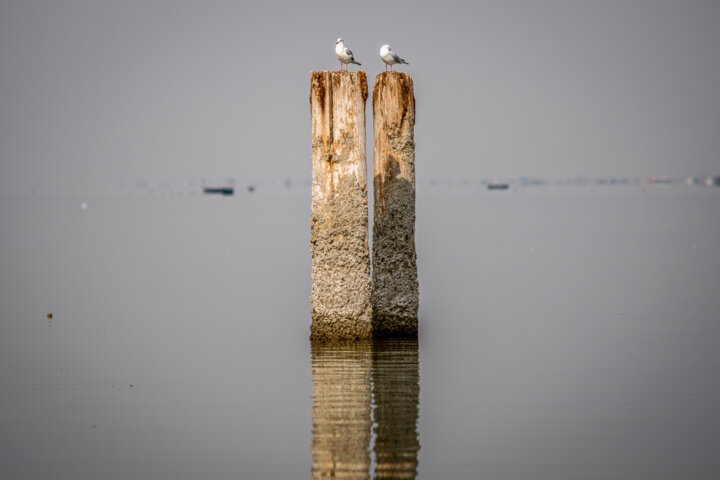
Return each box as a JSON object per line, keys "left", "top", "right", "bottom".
{"left": 335, "top": 38, "right": 361, "bottom": 71}
{"left": 380, "top": 44, "right": 409, "bottom": 72}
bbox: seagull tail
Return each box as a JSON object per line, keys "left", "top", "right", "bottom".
{"left": 351, "top": 59, "right": 361, "bottom": 65}
{"left": 401, "top": 58, "right": 409, "bottom": 65}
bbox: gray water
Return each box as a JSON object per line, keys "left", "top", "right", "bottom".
{"left": 1, "top": 186, "right": 719, "bottom": 479}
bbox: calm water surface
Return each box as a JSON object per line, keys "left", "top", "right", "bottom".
{"left": 1, "top": 187, "right": 719, "bottom": 479}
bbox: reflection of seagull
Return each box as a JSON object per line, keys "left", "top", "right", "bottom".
{"left": 335, "top": 38, "right": 361, "bottom": 71}
{"left": 380, "top": 44, "right": 409, "bottom": 72}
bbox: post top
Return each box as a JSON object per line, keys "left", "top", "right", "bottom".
{"left": 372, "top": 72, "right": 414, "bottom": 107}
{"left": 310, "top": 70, "right": 367, "bottom": 75}
{"left": 310, "top": 71, "right": 368, "bottom": 102}
{"left": 374, "top": 71, "right": 413, "bottom": 84}
{"left": 374, "top": 71, "right": 413, "bottom": 77}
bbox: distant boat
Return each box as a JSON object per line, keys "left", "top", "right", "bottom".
{"left": 203, "top": 186, "right": 234, "bottom": 196}
{"left": 648, "top": 176, "right": 672, "bottom": 185}
{"left": 487, "top": 183, "right": 509, "bottom": 190}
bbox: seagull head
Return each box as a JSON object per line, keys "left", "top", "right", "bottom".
{"left": 336, "top": 38, "right": 344, "bottom": 45}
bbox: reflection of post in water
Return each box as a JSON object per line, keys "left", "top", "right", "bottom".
{"left": 310, "top": 339, "right": 420, "bottom": 479}
{"left": 311, "top": 341, "right": 373, "bottom": 479}
{"left": 372, "top": 339, "right": 420, "bottom": 479}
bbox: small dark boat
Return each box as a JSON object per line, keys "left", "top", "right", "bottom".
{"left": 487, "top": 183, "right": 509, "bottom": 190}
{"left": 203, "top": 187, "right": 234, "bottom": 196}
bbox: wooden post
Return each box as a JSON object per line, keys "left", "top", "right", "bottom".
{"left": 372, "top": 72, "right": 418, "bottom": 336}
{"left": 310, "top": 71, "right": 372, "bottom": 340}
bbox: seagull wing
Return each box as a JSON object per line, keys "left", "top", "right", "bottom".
{"left": 392, "top": 51, "right": 409, "bottom": 64}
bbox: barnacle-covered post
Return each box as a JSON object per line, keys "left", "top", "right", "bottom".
{"left": 309, "top": 71, "right": 372, "bottom": 340}
{"left": 372, "top": 72, "right": 418, "bottom": 336}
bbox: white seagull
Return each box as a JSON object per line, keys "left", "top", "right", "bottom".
{"left": 380, "top": 44, "right": 409, "bottom": 72}
{"left": 335, "top": 38, "right": 361, "bottom": 71}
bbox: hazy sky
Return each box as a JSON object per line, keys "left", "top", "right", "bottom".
{"left": 1, "top": 0, "right": 719, "bottom": 194}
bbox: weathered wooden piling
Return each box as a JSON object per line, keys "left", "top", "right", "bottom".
{"left": 372, "top": 72, "right": 418, "bottom": 336}
{"left": 310, "top": 71, "right": 372, "bottom": 340}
